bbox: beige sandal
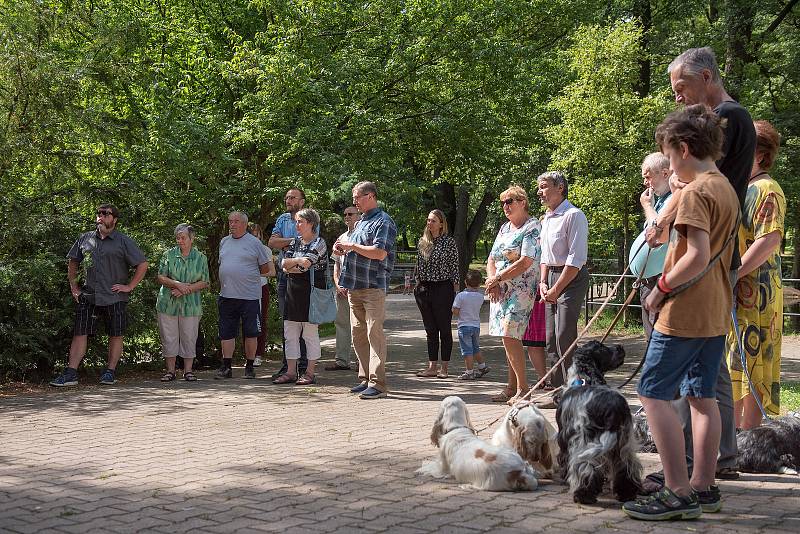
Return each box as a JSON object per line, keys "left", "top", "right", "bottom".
{"left": 416, "top": 369, "right": 438, "bottom": 377}
{"left": 490, "top": 389, "right": 514, "bottom": 403}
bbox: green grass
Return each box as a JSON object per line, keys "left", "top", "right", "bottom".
{"left": 781, "top": 381, "right": 800, "bottom": 413}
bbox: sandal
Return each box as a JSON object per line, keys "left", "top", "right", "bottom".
{"left": 160, "top": 372, "right": 176, "bottom": 382}
{"left": 184, "top": 372, "right": 197, "bottom": 381}
{"left": 415, "top": 369, "right": 439, "bottom": 377}
{"left": 436, "top": 372, "right": 449, "bottom": 379}
{"left": 295, "top": 374, "right": 316, "bottom": 386}
{"left": 490, "top": 389, "right": 514, "bottom": 403}
{"left": 271, "top": 373, "right": 297, "bottom": 385}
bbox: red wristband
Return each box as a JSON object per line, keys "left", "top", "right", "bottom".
{"left": 657, "top": 275, "right": 672, "bottom": 294}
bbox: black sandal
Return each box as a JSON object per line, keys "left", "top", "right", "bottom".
{"left": 160, "top": 372, "right": 176, "bottom": 382}
{"left": 184, "top": 372, "right": 197, "bottom": 381}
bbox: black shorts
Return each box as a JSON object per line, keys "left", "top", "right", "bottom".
{"left": 218, "top": 297, "right": 261, "bottom": 340}
{"left": 74, "top": 297, "right": 128, "bottom": 337}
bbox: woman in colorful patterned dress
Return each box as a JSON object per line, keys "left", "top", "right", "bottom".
{"left": 726, "top": 120, "right": 786, "bottom": 429}
{"left": 156, "top": 223, "right": 210, "bottom": 381}
{"left": 485, "top": 185, "right": 542, "bottom": 404}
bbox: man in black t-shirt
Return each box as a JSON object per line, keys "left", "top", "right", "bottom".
{"left": 643, "top": 47, "right": 755, "bottom": 494}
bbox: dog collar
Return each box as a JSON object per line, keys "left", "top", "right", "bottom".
{"left": 508, "top": 401, "right": 533, "bottom": 426}
{"left": 444, "top": 425, "right": 476, "bottom": 435}
{"left": 570, "top": 378, "right": 586, "bottom": 388}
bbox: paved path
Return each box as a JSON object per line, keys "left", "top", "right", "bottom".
{"left": 1, "top": 295, "right": 799, "bottom": 533}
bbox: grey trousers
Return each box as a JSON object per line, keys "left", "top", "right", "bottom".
{"left": 334, "top": 293, "right": 353, "bottom": 367}
{"left": 545, "top": 265, "right": 590, "bottom": 387}
{"left": 639, "top": 276, "right": 660, "bottom": 342}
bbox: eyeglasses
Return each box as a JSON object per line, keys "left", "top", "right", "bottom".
{"left": 499, "top": 198, "right": 519, "bottom": 206}
{"left": 96, "top": 210, "right": 114, "bottom": 216}
{"left": 352, "top": 193, "right": 370, "bottom": 201}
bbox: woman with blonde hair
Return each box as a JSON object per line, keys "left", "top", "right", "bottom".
{"left": 414, "top": 209, "right": 460, "bottom": 378}
{"left": 485, "top": 186, "right": 542, "bottom": 404}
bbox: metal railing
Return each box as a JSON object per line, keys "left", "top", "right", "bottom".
{"left": 585, "top": 273, "right": 800, "bottom": 325}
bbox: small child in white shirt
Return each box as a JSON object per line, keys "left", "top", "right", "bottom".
{"left": 452, "top": 270, "right": 489, "bottom": 380}
{"left": 404, "top": 272, "right": 412, "bottom": 294}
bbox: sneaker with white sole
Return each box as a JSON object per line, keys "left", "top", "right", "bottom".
{"left": 474, "top": 366, "right": 490, "bottom": 378}
{"left": 253, "top": 356, "right": 262, "bottom": 367}
{"left": 99, "top": 369, "right": 116, "bottom": 385}
{"left": 50, "top": 370, "right": 78, "bottom": 387}
{"left": 622, "top": 487, "right": 701, "bottom": 521}
{"left": 458, "top": 370, "right": 476, "bottom": 380}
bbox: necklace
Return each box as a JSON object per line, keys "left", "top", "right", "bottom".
{"left": 749, "top": 171, "right": 769, "bottom": 183}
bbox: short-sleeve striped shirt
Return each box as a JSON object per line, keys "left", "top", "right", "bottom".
{"left": 338, "top": 207, "right": 397, "bottom": 291}
{"left": 156, "top": 247, "right": 210, "bottom": 317}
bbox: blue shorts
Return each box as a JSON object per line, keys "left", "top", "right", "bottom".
{"left": 637, "top": 330, "right": 725, "bottom": 400}
{"left": 218, "top": 297, "right": 261, "bottom": 340}
{"left": 458, "top": 326, "right": 481, "bottom": 356}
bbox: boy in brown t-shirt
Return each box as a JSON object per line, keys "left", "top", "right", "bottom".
{"left": 623, "top": 105, "right": 740, "bottom": 521}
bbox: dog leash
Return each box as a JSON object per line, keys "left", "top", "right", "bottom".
{"left": 730, "top": 307, "right": 772, "bottom": 421}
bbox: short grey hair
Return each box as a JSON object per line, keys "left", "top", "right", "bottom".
{"left": 174, "top": 223, "right": 196, "bottom": 239}
{"left": 228, "top": 211, "right": 248, "bottom": 224}
{"left": 641, "top": 152, "right": 670, "bottom": 173}
{"left": 353, "top": 181, "right": 378, "bottom": 198}
{"left": 295, "top": 208, "right": 320, "bottom": 232}
{"left": 538, "top": 171, "right": 569, "bottom": 199}
{"left": 668, "top": 47, "right": 723, "bottom": 86}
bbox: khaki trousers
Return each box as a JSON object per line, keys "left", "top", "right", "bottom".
{"left": 334, "top": 293, "right": 353, "bottom": 367}
{"left": 348, "top": 288, "right": 388, "bottom": 392}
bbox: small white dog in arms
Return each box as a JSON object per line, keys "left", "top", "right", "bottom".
{"left": 491, "top": 400, "right": 559, "bottom": 479}
{"left": 416, "top": 396, "right": 539, "bottom": 491}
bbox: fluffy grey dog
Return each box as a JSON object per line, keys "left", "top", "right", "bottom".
{"left": 737, "top": 412, "right": 800, "bottom": 475}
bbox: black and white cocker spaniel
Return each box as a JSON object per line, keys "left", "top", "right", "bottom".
{"left": 737, "top": 412, "right": 800, "bottom": 475}
{"left": 555, "top": 341, "right": 642, "bottom": 504}
{"left": 491, "top": 400, "right": 559, "bottom": 479}
{"left": 417, "top": 396, "right": 539, "bottom": 491}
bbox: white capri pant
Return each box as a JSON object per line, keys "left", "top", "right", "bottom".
{"left": 157, "top": 313, "right": 201, "bottom": 359}
{"left": 283, "top": 320, "right": 321, "bottom": 361}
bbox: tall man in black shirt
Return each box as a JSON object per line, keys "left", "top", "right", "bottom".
{"left": 643, "top": 47, "right": 756, "bottom": 491}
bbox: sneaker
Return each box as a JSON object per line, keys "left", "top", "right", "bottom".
{"left": 458, "top": 370, "right": 476, "bottom": 380}
{"left": 350, "top": 382, "right": 369, "bottom": 394}
{"left": 50, "top": 370, "right": 78, "bottom": 387}
{"left": 622, "top": 487, "right": 702, "bottom": 521}
{"left": 694, "top": 485, "right": 722, "bottom": 513}
{"left": 215, "top": 367, "right": 232, "bottom": 379}
{"left": 474, "top": 366, "right": 490, "bottom": 378}
{"left": 99, "top": 369, "right": 116, "bottom": 385}
{"left": 359, "top": 387, "right": 387, "bottom": 399}
{"left": 243, "top": 367, "right": 256, "bottom": 379}
{"left": 253, "top": 356, "right": 262, "bottom": 367}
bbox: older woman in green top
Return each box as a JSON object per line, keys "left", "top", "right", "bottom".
{"left": 156, "top": 223, "right": 210, "bottom": 381}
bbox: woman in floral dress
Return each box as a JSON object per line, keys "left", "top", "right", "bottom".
{"left": 726, "top": 120, "right": 786, "bottom": 429}
{"left": 485, "top": 185, "right": 541, "bottom": 404}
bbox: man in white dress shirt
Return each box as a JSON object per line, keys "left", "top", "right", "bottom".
{"left": 537, "top": 171, "right": 590, "bottom": 406}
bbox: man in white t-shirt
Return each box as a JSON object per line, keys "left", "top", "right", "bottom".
{"left": 326, "top": 207, "right": 361, "bottom": 370}
{"left": 216, "top": 211, "right": 272, "bottom": 379}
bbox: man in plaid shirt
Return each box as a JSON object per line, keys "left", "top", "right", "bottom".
{"left": 333, "top": 181, "right": 397, "bottom": 399}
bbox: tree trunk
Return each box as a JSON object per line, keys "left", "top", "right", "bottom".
{"left": 724, "top": 0, "right": 755, "bottom": 100}
{"left": 633, "top": 0, "right": 652, "bottom": 97}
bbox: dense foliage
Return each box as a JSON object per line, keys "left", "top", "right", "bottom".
{"left": 1, "top": 0, "right": 798, "bottom": 379}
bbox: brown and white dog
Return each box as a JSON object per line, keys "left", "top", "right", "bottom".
{"left": 491, "top": 400, "right": 559, "bottom": 479}
{"left": 416, "top": 396, "right": 539, "bottom": 491}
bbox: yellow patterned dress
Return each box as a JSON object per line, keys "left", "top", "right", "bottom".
{"left": 726, "top": 176, "right": 786, "bottom": 416}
